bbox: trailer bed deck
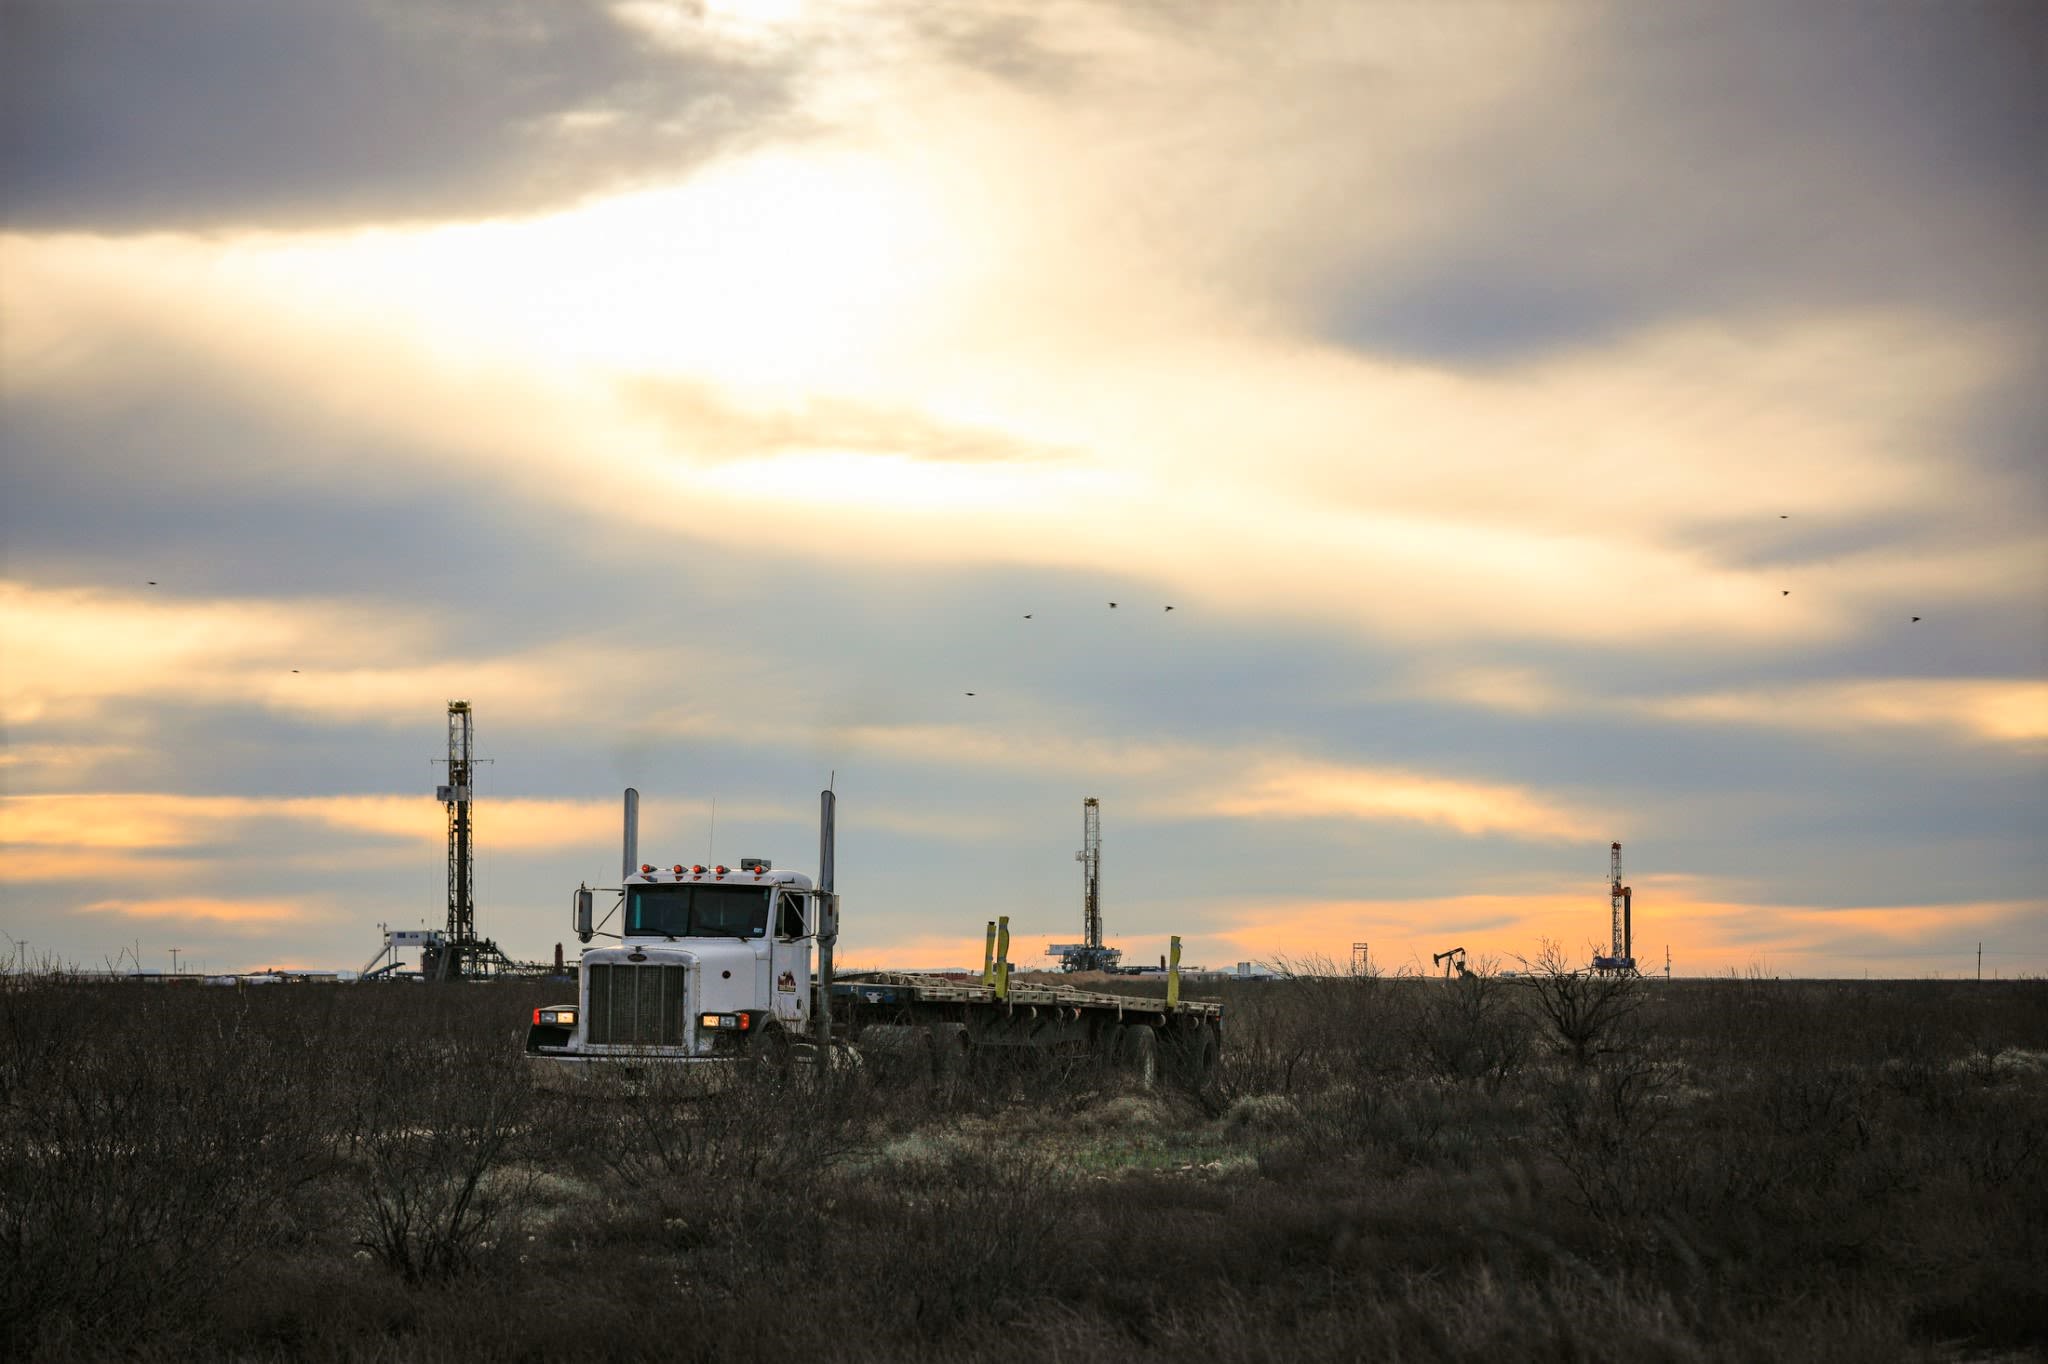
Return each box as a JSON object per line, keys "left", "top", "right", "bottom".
{"left": 830, "top": 970, "right": 1222, "bottom": 1020}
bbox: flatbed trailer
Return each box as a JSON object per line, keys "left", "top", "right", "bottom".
{"left": 830, "top": 970, "right": 1223, "bottom": 1085}
{"left": 525, "top": 789, "right": 1223, "bottom": 1088}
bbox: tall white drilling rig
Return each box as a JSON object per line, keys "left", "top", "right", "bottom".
{"left": 1047, "top": 797, "right": 1123, "bottom": 973}
{"left": 1590, "top": 841, "right": 1637, "bottom": 976}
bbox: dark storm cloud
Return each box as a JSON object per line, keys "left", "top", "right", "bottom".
{"left": 1328, "top": 1, "right": 2048, "bottom": 363}
{"left": 0, "top": 0, "right": 802, "bottom": 231}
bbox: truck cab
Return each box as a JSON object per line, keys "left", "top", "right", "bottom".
{"left": 526, "top": 860, "right": 817, "bottom": 1062}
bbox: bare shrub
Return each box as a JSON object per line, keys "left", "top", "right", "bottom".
{"left": 1519, "top": 939, "right": 1647, "bottom": 1066}
{"left": 584, "top": 1057, "right": 869, "bottom": 1201}
{"left": 0, "top": 985, "right": 330, "bottom": 1350}
{"left": 1539, "top": 1049, "right": 1671, "bottom": 1229}
{"left": 5, "top": 969, "right": 2044, "bottom": 1361}
{"left": 1410, "top": 961, "right": 1531, "bottom": 1089}
{"left": 348, "top": 1032, "right": 533, "bottom": 1283}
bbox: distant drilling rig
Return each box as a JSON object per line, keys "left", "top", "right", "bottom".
{"left": 420, "top": 700, "right": 518, "bottom": 981}
{"left": 1048, "top": 797, "right": 1123, "bottom": 973}
{"left": 1590, "top": 841, "right": 1638, "bottom": 975}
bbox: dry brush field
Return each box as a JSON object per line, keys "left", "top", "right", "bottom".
{"left": 3, "top": 969, "right": 2044, "bottom": 1361}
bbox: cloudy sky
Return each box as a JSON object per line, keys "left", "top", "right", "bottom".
{"left": 3, "top": 0, "right": 2043, "bottom": 979}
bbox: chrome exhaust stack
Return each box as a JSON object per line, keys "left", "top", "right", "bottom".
{"left": 814, "top": 788, "right": 837, "bottom": 1053}
{"left": 621, "top": 787, "right": 639, "bottom": 881}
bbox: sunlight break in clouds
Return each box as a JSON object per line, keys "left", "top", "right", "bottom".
{"left": 8, "top": 226, "right": 2023, "bottom": 651}
{"left": 0, "top": 793, "right": 798, "bottom": 872}
{"left": 79, "top": 897, "right": 304, "bottom": 926}
{"left": 0, "top": 581, "right": 716, "bottom": 731}
{"left": 1644, "top": 680, "right": 2048, "bottom": 747}
{"left": 1183, "top": 760, "right": 1600, "bottom": 843}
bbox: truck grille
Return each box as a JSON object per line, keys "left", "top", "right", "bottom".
{"left": 586, "top": 963, "right": 688, "bottom": 1046}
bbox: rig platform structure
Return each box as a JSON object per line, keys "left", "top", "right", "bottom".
{"left": 1047, "top": 797, "right": 1124, "bottom": 973}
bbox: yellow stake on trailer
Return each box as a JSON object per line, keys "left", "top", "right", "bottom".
{"left": 1168, "top": 935, "right": 1182, "bottom": 1008}
{"left": 981, "top": 920, "right": 997, "bottom": 987}
{"left": 995, "top": 916, "right": 1012, "bottom": 1000}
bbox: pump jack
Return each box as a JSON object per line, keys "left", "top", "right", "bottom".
{"left": 1432, "top": 946, "right": 1468, "bottom": 979}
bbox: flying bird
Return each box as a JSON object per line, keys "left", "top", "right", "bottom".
{"left": 1023, "top": 614, "right": 1032, "bottom": 619}
{"left": 1782, "top": 591, "right": 1790, "bottom": 597}
{"left": 1911, "top": 616, "right": 1921, "bottom": 622}
{"left": 147, "top": 581, "right": 157, "bottom": 586}
{"left": 1779, "top": 515, "right": 1788, "bottom": 519}
{"left": 1164, "top": 605, "right": 1174, "bottom": 612}
{"left": 964, "top": 691, "right": 975, "bottom": 697}
{"left": 1109, "top": 602, "right": 1118, "bottom": 609}
{"left": 291, "top": 669, "right": 300, "bottom": 674}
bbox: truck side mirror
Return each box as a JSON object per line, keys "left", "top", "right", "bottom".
{"left": 574, "top": 887, "right": 594, "bottom": 944}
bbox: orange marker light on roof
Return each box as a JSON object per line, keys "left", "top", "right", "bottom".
{"left": 692, "top": 865, "right": 705, "bottom": 874}
{"left": 714, "top": 866, "right": 727, "bottom": 875}
{"left": 640, "top": 864, "right": 655, "bottom": 874}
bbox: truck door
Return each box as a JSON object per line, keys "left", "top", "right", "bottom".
{"left": 768, "top": 891, "right": 811, "bottom": 1026}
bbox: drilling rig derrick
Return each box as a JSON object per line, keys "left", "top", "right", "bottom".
{"left": 1050, "top": 797, "right": 1123, "bottom": 973}
{"left": 423, "top": 700, "right": 517, "bottom": 981}
{"left": 1591, "top": 841, "right": 1638, "bottom": 976}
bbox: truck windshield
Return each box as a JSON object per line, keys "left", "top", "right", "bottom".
{"left": 624, "top": 884, "right": 770, "bottom": 939}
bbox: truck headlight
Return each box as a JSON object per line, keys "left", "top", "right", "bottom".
{"left": 699, "top": 1012, "right": 748, "bottom": 1030}
{"left": 533, "top": 1007, "right": 576, "bottom": 1026}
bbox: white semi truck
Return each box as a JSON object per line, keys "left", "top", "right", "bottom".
{"left": 524, "top": 790, "right": 1223, "bottom": 1086}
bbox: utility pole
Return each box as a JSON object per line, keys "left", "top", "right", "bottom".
{"left": 168, "top": 946, "right": 181, "bottom": 975}
{"left": 1978, "top": 942, "right": 1982, "bottom": 982}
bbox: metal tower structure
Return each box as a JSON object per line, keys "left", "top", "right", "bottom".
{"left": 1592, "top": 841, "right": 1637, "bottom": 975}
{"left": 1081, "top": 797, "right": 1103, "bottom": 956}
{"left": 1609, "top": 841, "right": 1623, "bottom": 958}
{"left": 446, "top": 701, "right": 475, "bottom": 952}
{"left": 422, "top": 700, "right": 520, "bottom": 981}
{"left": 1050, "top": 797, "right": 1121, "bottom": 972}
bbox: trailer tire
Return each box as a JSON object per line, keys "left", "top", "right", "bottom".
{"left": 856, "top": 1023, "right": 921, "bottom": 1067}
{"left": 1171, "top": 1025, "right": 1220, "bottom": 1091}
{"left": 925, "top": 1022, "right": 970, "bottom": 1082}
{"left": 1120, "top": 1025, "right": 1159, "bottom": 1090}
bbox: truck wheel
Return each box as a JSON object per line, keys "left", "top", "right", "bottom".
{"left": 1096, "top": 1024, "right": 1126, "bottom": 1070}
{"left": 751, "top": 1023, "right": 793, "bottom": 1072}
{"left": 1120, "top": 1026, "right": 1159, "bottom": 1090}
{"left": 925, "top": 1022, "right": 970, "bottom": 1083}
{"left": 855, "top": 1024, "right": 924, "bottom": 1081}
{"left": 1172, "top": 1026, "right": 1220, "bottom": 1091}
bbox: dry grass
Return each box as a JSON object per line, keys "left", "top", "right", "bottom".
{"left": 2, "top": 973, "right": 2044, "bottom": 1360}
